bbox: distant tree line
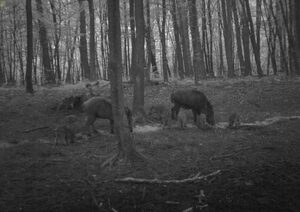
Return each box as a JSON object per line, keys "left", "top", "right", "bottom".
{"left": 0, "top": 0, "right": 299, "bottom": 88}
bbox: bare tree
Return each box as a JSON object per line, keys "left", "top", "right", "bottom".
{"left": 105, "top": 0, "right": 144, "bottom": 167}
{"left": 171, "top": 0, "right": 184, "bottom": 79}
{"left": 296, "top": 0, "right": 300, "bottom": 74}
{"left": 241, "top": 0, "right": 264, "bottom": 77}
{"left": 132, "top": 0, "right": 146, "bottom": 116}
{"left": 221, "top": 0, "right": 235, "bottom": 77}
{"left": 49, "top": 0, "right": 61, "bottom": 82}
{"left": 36, "top": 0, "right": 55, "bottom": 83}
{"left": 26, "top": 0, "right": 34, "bottom": 93}
{"left": 78, "top": 0, "right": 90, "bottom": 79}
{"left": 156, "top": 0, "right": 170, "bottom": 82}
{"left": 188, "top": 0, "right": 206, "bottom": 82}
{"left": 88, "top": 0, "right": 97, "bottom": 80}
{"left": 178, "top": 0, "right": 192, "bottom": 77}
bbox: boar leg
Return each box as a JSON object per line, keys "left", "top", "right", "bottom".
{"left": 171, "top": 105, "right": 180, "bottom": 120}
{"left": 109, "top": 119, "right": 114, "bottom": 134}
{"left": 192, "top": 109, "right": 198, "bottom": 123}
{"left": 85, "top": 115, "right": 98, "bottom": 134}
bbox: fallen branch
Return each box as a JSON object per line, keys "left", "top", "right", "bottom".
{"left": 23, "top": 126, "right": 49, "bottom": 133}
{"left": 115, "top": 170, "right": 221, "bottom": 184}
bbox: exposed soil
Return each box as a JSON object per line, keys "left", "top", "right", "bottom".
{"left": 0, "top": 77, "right": 300, "bottom": 212}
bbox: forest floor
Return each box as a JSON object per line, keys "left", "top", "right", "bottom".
{"left": 0, "top": 76, "right": 300, "bottom": 212}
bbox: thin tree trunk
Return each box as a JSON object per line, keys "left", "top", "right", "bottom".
{"left": 241, "top": 0, "right": 264, "bottom": 77}
{"left": 129, "top": 0, "right": 135, "bottom": 82}
{"left": 78, "top": 0, "right": 90, "bottom": 79}
{"left": 217, "top": 0, "right": 224, "bottom": 76}
{"left": 26, "top": 0, "right": 34, "bottom": 93}
{"left": 49, "top": 0, "right": 61, "bottom": 82}
{"left": 145, "top": 0, "right": 152, "bottom": 82}
{"left": 36, "top": 0, "right": 55, "bottom": 84}
{"left": 178, "top": 0, "right": 192, "bottom": 77}
{"left": 221, "top": 0, "right": 235, "bottom": 77}
{"left": 88, "top": 0, "right": 97, "bottom": 80}
{"left": 171, "top": 0, "right": 184, "bottom": 79}
{"left": 157, "top": 0, "right": 170, "bottom": 82}
{"left": 188, "top": 0, "right": 206, "bottom": 83}
{"left": 232, "top": 0, "right": 245, "bottom": 75}
{"left": 132, "top": 0, "right": 145, "bottom": 115}
{"left": 106, "top": 0, "right": 144, "bottom": 167}
{"left": 295, "top": 0, "right": 300, "bottom": 74}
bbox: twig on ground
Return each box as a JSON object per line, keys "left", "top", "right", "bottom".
{"left": 23, "top": 126, "right": 49, "bottom": 133}
{"left": 115, "top": 170, "right": 221, "bottom": 184}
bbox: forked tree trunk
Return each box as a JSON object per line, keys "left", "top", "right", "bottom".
{"left": 105, "top": 0, "right": 144, "bottom": 167}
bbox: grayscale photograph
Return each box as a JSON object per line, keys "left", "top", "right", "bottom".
{"left": 0, "top": 0, "right": 299, "bottom": 211}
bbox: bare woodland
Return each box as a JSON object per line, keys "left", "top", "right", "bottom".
{"left": 0, "top": 0, "right": 300, "bottom": 211}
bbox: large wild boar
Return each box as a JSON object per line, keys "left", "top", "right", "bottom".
{"left": 171, "top": 89, "right": 215, "bottom": 125}
{"left": 83, "top": 97, "right": 133, "bottom": 133}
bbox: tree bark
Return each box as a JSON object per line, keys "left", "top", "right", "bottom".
{"left": 26, "top": 0, "right": 34, "bottom": 93}
{"left": 78, "top": 0, "right": 90, "bottom": 80}
{"left": 178, "top": 0, "right": 192, "bottom": 77}
{"left": 36, "top": 0, "right": 55, "bottom": 84}
{"left": 88, "top": 0, "right": 97, "bottom": 80}
{"left": 188, "top": 0, "right": 206, "bottom": 83}
{"left": 232, "top": 0, "right": 245, "bottom": 75}
{"left": 241, "top": 0, "right": 264, "bottom": 77}
{"left": 106, "top": 0, "right": 144, "bottom": 167}
{"left": 295, "top": 0, "right": 300, "bottom": 74}
{"left": 171, "top": 0, "right": 184, "bottom": 79}
{"left": 49, "top": 0, "right": 61, "bottom": 82}
{"left": 157, "top": 0, "right": 170, "bottom": 82}
{"left": 132, "top": 0, "right": 145, "bottom": 115}
{"left": 221, "top": 0, "right": 235, "bottom": 77}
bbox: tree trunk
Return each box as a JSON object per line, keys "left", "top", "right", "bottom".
{"left": 36, "top": 0, "right": 55, "bottom": 84}
{"left": 129, "top": 0, "right": 135, "bottom": 82}
{"left": 171, "top": 0, "right": 184, "bottom": 79}
{"left": 232, "top": 0, "right": 245, "bottom": 75}
{"left": 49, "top": 0, "right": 61, "bottom": 82}
{"left": 106, "top": 0, "right": 144, "bottom": 167}
{"left": 221, "top": 0, "right": 235, "bottom": 77}
{"left": 26, "top": 0, "right": 34, "bottom": 93}
{"left": 88, "top": 0, "right": 97, "bottom": 80}
{"left": 188, "top": 0, "right": 206, "bottom": 83}
{"left": 217, "top": 0, "right": 224, "bottom": 76}
{"left": 178, "top": 0, "right": 192, "bottom": 77}
{"left": 132, "top": 0, "right": 145, "bottom": 116}
{"left": 157, "top": 0, "right": 170, "bottom": 82}
{"left": 78, "top": 0, "right": 90, "bottom": 80}
{"left": 241, "top": 0, "right": 264, "bottom": 77}
{"left": 295, "top": 0, "right": 300, "bottom": 74}
{"left": 145, "top": 0, "right": 151, "bottom": 82}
